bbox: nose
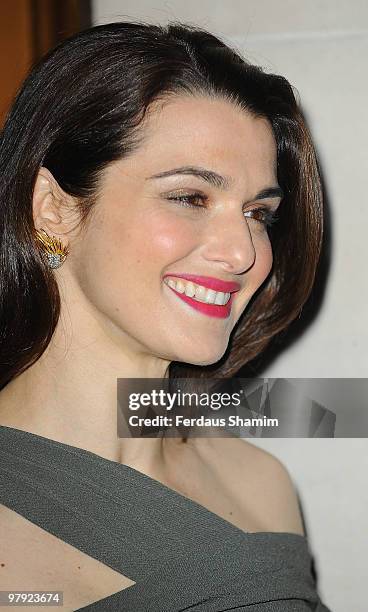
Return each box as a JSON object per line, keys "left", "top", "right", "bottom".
{"left": 200, "top": 209, "right": 256, "bottom": 275}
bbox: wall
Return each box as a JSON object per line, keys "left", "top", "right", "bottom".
{"left": 0, "top": 1, "right": 92, "bottom": 126}
{"left": 0, "top": 1, "right": 33, "bottom": 124}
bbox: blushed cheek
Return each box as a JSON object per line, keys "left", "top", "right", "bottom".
{"left": 146, "top": 218, "right": 196, "bottom": 261}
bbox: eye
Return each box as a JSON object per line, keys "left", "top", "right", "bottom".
{"left": 166, "top": 192, "right": 207, "bottom": 209}
{"left": 166, "top": 193, "right": 279, "bottom": 228}
{"left": 244, "top": 206, "right": 279, "bottom": 228}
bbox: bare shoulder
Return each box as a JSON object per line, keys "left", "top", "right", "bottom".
{"left": 202, "top": 436, "right": 305, "bottom": 535}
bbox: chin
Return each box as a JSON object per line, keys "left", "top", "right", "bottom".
{"left": 175, "top": 344, "right": 228, "bottom": 368}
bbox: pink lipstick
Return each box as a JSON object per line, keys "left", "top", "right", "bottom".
{"left": 163, "top": 274, "right": 240, "bottom": 319}
{"left": 164, "top": 274, "right": 240, "bottom": 293}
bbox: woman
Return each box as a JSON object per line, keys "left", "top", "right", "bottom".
{"left": 0, "top": 21, "right": 330, "bottom": 611}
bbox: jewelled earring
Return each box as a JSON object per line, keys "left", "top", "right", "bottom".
{"left": 35, "top": 228, "right": 69, "bottom": 269}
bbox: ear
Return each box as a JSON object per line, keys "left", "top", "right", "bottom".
{"left": 32, "top": 167, "right": 72, "bottom": 238}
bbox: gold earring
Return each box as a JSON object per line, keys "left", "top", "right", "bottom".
{"left": 35, "top": 228, "right": 69, "bottom": 269}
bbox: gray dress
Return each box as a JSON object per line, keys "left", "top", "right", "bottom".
{"left": 0, "top": 426, "right": 332, "bottom": 611}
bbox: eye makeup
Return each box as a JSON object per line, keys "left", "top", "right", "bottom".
{"left": 165, "top": 191, "right": 280, "bottom": 228}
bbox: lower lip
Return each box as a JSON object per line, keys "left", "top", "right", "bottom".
{"left": 165, "top": 285, "right": 236, "bottom": 319}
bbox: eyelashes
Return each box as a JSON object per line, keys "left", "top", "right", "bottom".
{"left": 244, "top": 207, "right": 279, "bottom": 228}
{"left": 166, "top": 193, "right": 206, "bottom": 208}
{"left": 166, "top": 193, "right": 279, "bottom": 228}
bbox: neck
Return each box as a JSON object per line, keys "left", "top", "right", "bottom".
{"left": 0, "top": 297, "right": 175, "bottom": 475}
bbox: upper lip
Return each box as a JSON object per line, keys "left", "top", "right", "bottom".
{"left": 163, "top": 273, "right": 241, "bottom": 293}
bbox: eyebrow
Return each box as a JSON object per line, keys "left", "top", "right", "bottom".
{"left": 147, "top": 165, "right": 284, "bottom": 201}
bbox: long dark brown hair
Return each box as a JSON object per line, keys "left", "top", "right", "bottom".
{"left": 0, "top": 21, "right": 323, "bottom": 390}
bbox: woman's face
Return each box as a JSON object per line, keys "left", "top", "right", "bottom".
{"left": 68, "top": 95, "right": 282, "bottom": 366}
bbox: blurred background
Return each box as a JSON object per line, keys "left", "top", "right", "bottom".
{"left": 0, "top": 1, "right": 91, "bottom": 124}
{"left": 1, "top": 2, "right": 367, "bottom": 611}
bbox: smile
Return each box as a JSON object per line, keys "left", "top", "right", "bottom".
{"left": 163, "top": 276, "right": 238, "bottom": 319}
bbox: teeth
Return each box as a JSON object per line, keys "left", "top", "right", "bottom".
{"left": 164, "top": 277, "right": 231, "bottom": 306}
{"left": 194, "top": 285, "right": 207, "bottom": 301}
{"left": 175, "top": 280, "right": 185, "bottom": 294}
{"left": 184, "top": 282, "right": 196, "bottom": 297}
{"left": 214, "top": 292, "right": 226, "bottom": 305}
{"left": 204, "top": 289, "right": 216, "bottom": 303}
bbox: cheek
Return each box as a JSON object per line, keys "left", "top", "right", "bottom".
{"left": 253, "top": 233, "right": 274, "bottom": 282}
{"left": 131, "top": 215, "right": 196, "bottom": 266}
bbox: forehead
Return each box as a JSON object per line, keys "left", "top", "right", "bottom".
{"left": 132, "top": 94, "right": 277, "bottom": 187}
